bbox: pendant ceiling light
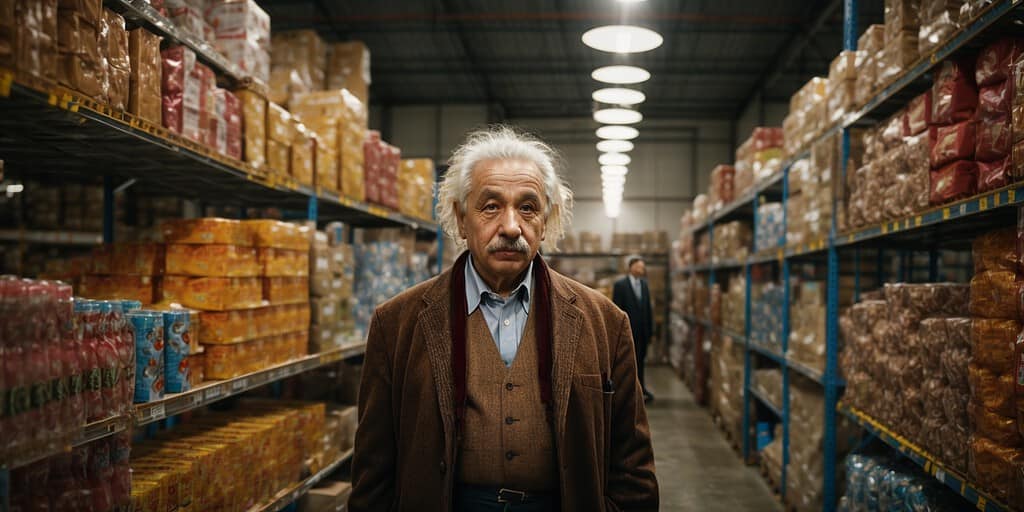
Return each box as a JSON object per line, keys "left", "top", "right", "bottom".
{"left": 597, "top": 139, "right": 633, "bottom": 153}
{"left": 599, "top": 152, "right": 631, "bottom": 166}
{"left": 582, "top": 25, "right": 663, "bottom": 54}
{"left": 596, "top": 125, "right": 639, "bottom": 140}
{"left": 600, "top": 165, "right": 629, "bottom": 176}
{"left": 592, "top": 87, "right": 646, "bottom": 105}
{"left": 593, "top": 108, "right": 642, "bottom": 125}
{"left": 591, "top": 65, "right": 650, "bottom": 85}
{"left": 602, "top": 174, "right": 627, "bottom": 186}
{"left": 604, "top": 203, "right": 621, "bottom": 219}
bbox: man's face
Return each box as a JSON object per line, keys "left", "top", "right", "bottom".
{"left": 630, "top": 260, "right": 646, "bottom": 278}
{"left": 456, "top": 158, "right": 548, "bottom": 291}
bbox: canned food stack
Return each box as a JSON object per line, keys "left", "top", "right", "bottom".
{"left": 309, "top": 226, "right": 356, "bottom": 353}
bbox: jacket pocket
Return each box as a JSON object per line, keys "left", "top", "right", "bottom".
{"left": 575, "top": 373, "right": 605, "bottom": 391}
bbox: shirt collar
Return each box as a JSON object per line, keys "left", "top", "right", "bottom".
{"left": 465, "top": 254, "right": 533, "bottom": 314}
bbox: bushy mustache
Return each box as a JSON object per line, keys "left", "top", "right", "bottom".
{"left": 487, "top": 236, "right": 529, "bottom": 253}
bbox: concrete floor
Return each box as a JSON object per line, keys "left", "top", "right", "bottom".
{"left": 645, "top": 365, "right": 782, "bottom": 512}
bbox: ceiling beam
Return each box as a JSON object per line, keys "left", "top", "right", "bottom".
{"left": 439, "top": 0, "right": 503, "bottom": 115}
{"left": 733, "top": 0, "right": 842, "bottom": 121}
{"left": 265, "top": 9, "right": 804, "bottom": 25}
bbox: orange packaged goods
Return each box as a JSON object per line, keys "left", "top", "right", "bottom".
{"left": 971, "top": 319, "right": 1020, "bottom": 374}
{"left": 327, "top": 41, "right": 371, "bottom": 104}
{"left": 161, "top": 218, "right": 252, "bottom": 246}
{"left": 200, "top": 308, "right": 258, "bottom": 344}
{"left": 79, "top": 274, "right": 157, "bottom": 303}
{"left": 243, "top": 220, "right": 309, "bottom": 250}
{"left": 969, "top": 437, "right": 1024, "bottom": 504}
{"left": 969, "top": 270, "right": 1021, "bottom": 320}
{"left": 90, "top": 242, "right": 165, "bottom": 275}
{"left": 237, "top": 88, "right": 267, "bottom": 168}
{"left": 291, "top": 122, "right": 315, "bottom": 187}
{"left": 128, "top": 28, "right": 162, "bottom": 125}
{"left": 970, "top": 402, "right": 1021, "bottom": 447}
{"left": 973, "top": 228, "right": 1019, "bottom": 273}
{"left": 969, "top": 363, "right": 1016, "bottom": 417}
{"left": 290, "top": 89, "right": 368, "bottom": 201}
{"left": 165, "top": 244, "right": 260, "bottom": 277}
{"left": 262, "top": 276, "right": 309, "bottom": 305}
{"left": 100, "top": 9, "right": 130, "bottom": 111}
{"left": 162, "top": 276, "right": 262, "bottom": 311}
{"left": 258, "top": 248, "right": 308, "bottom": 277}
{"left": 204, "top": 331, "right": 308, "bottom": 379}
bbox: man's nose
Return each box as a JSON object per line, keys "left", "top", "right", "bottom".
{"left": 498, "top": 207, "right": 522, "bottom": 238}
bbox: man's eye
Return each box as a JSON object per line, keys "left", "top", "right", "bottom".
{"left": 520, "top": 205, "right": 535, "bottom": 213}
{"left": 483, "top": 204, "right": 499, "bottom": 211}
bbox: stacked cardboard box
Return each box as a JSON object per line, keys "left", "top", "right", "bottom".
{"left": 237, "top": 87, "right": 268, "bottom": 168}
{"left": 57, "top": 0, "right": 104, "bottom": 99}
{"left": 269, "top": 29, "right": 326, "bottom": 108}
{"left": 751, "top": 282, "right": 784, "bottom": 352}
{"left": 788, "top": 281, "right": 826, "bottom": 373}
{"left": 398, "top": 158, "right": 435, "bottom": 221}
{"left": 129, "top": 27, "right": 162, "bottom": 125}
{"left": 919, "top": 0, "right": 965, "bottom": 56}
{"left": 211, "top": 88, "right": 243, "bottom": 159}
{"left": 79, "top": 243, "right": 164, "bottom": 304}
{"left": 709, "top": 332, "right": 744, "bottom": 443}
{"left": 734, "top": 127, "right": 784, "bottom": 189}
{"left": 100, "top": 10, "right": 130, "bottom": 110}
{"left": 4, "top": 0, "right": 58, "bottom": 82}
{"left": 879, "top": 0, "right": 920, "bottom": 89}
{"left": 266, "top": 101, "right": 292, "bottom": 177}
{"left": 854, "top": 25, "right": 886, "bottom": 108}
{"left": 786, "top": 157, "right": 829, "bottom": 246}
{"left": 291, "top": 120, "right": 315, "bottom": 187}
{"left": 326, "top": 41, "right": 370, "bottom": 104}
{"left": 291, "top": 89, "right": 368, "bottom": 201}
{"left": 755, "top": 202, "right": 784, "bottom": 252}
{"left": 309, "top": 227, "right": 356, "bottom": 353}
{"left": 710, "top": 221, "right": 751, "bottom": 263}
{"left": 783, "top": 78, "right": 828, "bottom": 157}
{"left": 206, "top": 0, "right": 271, "bottom": 82}
{"left": 352, "top": 228, "right": 413, "bottom": 336}
{"left": 826, "top": 51, "right": 859, "bottom": 125}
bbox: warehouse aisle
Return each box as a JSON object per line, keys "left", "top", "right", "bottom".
{"left": 646, "top": 366, "right": 781, "bottom": 511}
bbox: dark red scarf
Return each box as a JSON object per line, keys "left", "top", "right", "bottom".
{"left": 450, "top": 251, "right": 554, "bottom": 435}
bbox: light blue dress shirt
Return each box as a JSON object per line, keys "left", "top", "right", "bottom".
{"left": 465, "top": 256, "right": 533, "bottom": 367}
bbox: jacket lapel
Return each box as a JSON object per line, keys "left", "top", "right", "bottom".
{"left": 548, "top": 269, "right": 584, "bottom": 436}
{"left": 418, "top": 269, "right": 457, "bottom": 442}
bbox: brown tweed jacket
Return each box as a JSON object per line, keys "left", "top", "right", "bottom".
{"left": 349, "top": 258, "right": 659, "bottom": 512}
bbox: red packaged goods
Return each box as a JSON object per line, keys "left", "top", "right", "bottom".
{"left": 979, "top": 81, "right": 1012, "bottom": 120}
{"left": 905, "top": 90, "right": 932, "bottom": 135}
{"left": 160, "top": 45, "right": 212, "bottom": 143}
{"left": 930, "top": 121, "right": 976, "bottom": 168}
{"left": 212, "top": 88, "right": 242, "bottom": 159}
{"left": 969, "top": 270, "right": 1021, "bottom": 320}
{"left": 928, "top": 160, "right": 977, "bottom": 205}
{"left": 978, "top": 158, "right": 1012, "bottom": 193}
{"left": 971, "top": 318, "right": 1019, "bottom": 374}
{"left": 932, "top": 59, "right": 978, "bottom": 124}
{"left": 710, "top": 164, "right": 735, "bottom": 206}
{"left": 160, "top": 45, "right": 189, "bottom": 135}
{"left": 976, "top": 37, "right": 1024, "bottom": 87}
{"left": 973, "top": 228, "right": 1019, "bottom": 273}
{"left": 976, "top": 118, "right": 1012, "bottom": 162}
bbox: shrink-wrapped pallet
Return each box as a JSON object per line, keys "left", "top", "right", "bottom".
{"left": 99, "top": 9, "right": 129, "bottom": 110}
{"left": 968, "top": 436, "right": 1023, "bottom": 504}
{"left": 970, "top": 403, "right": 1021, "bottom": 447}
{"left": 269, "top": 29, "right": 325, "bottom": 106}
{"left": 971, "top": 318, "right": 1019, "bottom": 374}
{"left": 969, "top": 363, "right": 1016, "bottom": 417}
{"left": 973, "top": 228, "right": 1018, "bottom": 273}
{"left": 165, "top": 244, "right": 260, "bottom": 277}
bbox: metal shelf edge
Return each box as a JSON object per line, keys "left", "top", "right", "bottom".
{"left": 749, "top": 387, "right": 782, "bottom": 417}
{"left": 748, "top": 342, "right": 785, "bottom": 364}
{"left": 785, "top": 358, "right": 825, "bottom": 384}
{"left": 838, "top": 404, "right": 1010, "bottom": 512}
{"left": 2, "top": 415, "right": 129, "bottom": 470}
{"left": 250, "top": 448, "right": 355, "bottom": 512}
{"left": 0, "top": 229, "right": 103, "bottom": 245}
{"left": 135, "top": 342, "right": 366, "bottom": 426}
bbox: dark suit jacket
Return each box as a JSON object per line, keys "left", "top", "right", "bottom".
{"left": 349, "top": 257, "right": 659, "bottom": 512}
{"left": 612, "top": 276, "right": 653, "bottom": 347}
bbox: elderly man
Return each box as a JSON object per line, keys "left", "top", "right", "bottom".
{"left": 350, "top": 126, "right": 658, "bottom": 512}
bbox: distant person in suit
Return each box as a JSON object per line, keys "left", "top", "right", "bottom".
{"left": 613, "top": 256, "right": 655, "bottom": 403}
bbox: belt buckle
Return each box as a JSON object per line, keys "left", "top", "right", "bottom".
{"left": 497, "top": 488, "right": 527, "bottom": 504}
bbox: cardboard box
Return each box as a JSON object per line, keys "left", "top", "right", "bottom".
{"left": 267, "top": 139, "right": 289, "bottom": 176}
{"left": 12, "top": 0, "right": 58, "bottom": 81}
{"left": 326, "top": 41, "right": 370, "bottom": 103}
{"left": 292, "top": 122, "right": 315, "bottom": 187}
{"left": 128, "top": 28, "right": 162, "bottom": 125}
{"left": 237, "top": 89, "right": 267, "bottom": 168}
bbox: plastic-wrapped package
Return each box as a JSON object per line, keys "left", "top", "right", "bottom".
{"left": 162, "top": 276, "right": 262, "bottom": 311}
{"left": 128, "top": 28, "right": 162, "bottom": 125}
{"left": 262, "top": 276, "right": 309, "bottom": 305}
{"left": 979, "top": 81, "right": 1012, "bottom": 120}
{"left": 165, "top": 244, "right": 259, "bottom": 277}
{"left": 100, "top": 9, "right": 130, "bottom": 111}
{"left": 976, "top": 37, "right": 1024, "bottom": 87}
{"left": 161, "top": 218, "right": 252, "bottom": 246}
{"left": 971, "top": 318, "right": 1019, "bottom": 374}
{"left": 918, "top": 0, "right": 964, "bottom": 56}
{"left": 969, "top": 270, "right": 1021, "bottom": 319}
{"left": 269, "top": 30, "right": 326, "bottom": 106}
{"left": 929, "top": 160, "right": 978, "bottom": 205}
{"left": 970, "top": 403, "right": 1021, "bottom": 447}
{"left": 973, "top": 228, "right": 1019, "bottom": 273}
{"left": 709, "top": 164, "right": 735, "bottom": 208}
{"left": 976, "top": 112, "right": 1012, "bottom": 162}
{"left": 930, "top": 121, "right": 977, "bottom": 168}
{"left": 969, "top": 436, "right": 1022, "bottom": 503}
{"left": 978, "top": 157, "right": 1012, "bottom": 193}
{"left": 969, "top": 363, "right": 1015, "bottom": 417}
{"left": 932, "top": 59, "right": 978, "bottom": 124}
{"left": 236, "top": 89, "right": 267, "bottom": 168}
{"left": 242, "top": 220, "right": 309, "bottom": 250}
{"left": 906, "top": 90, "right": 932, "bottom": 135}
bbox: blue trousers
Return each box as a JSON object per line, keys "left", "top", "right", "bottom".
{"left": 453, "top": 485, "right": 559, "bottom": 512}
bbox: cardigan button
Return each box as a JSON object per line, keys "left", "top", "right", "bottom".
{"left": 505, "top": 450, "right": 517, "bottom": 461}
{"left": 505, "top": 382, "right": 514, "bottom": 391}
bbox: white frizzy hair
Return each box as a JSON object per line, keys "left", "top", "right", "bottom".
{"left": 437, "top": 125, "right": 574, "bottom": 252}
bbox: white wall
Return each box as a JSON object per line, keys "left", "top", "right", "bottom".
{"left": 372, "top": 105, "right": 734, "bottom": 244}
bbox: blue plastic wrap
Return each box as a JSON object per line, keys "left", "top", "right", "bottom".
{"left": 755, "top": 202, "right": 785, "bottom": 252}
{"left": 841, "top": 454, "right": 969, "bottom": 511}
{"left": 353, "top": 241, "right": 410, "bottom": 336}
{"left": 751, "top": 283, "right": 784, "bottom": 351}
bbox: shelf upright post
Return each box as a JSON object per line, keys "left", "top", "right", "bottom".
{"left": 307, "top": 196, "right": 318, "bottom": 223}
{"left": 103, "top": 175, "right": 115, "bottom": 244}
{"left": 742, "top": 198, "right": 759, "bottom": 462}
{"left": 928, "top": 249, "right": 939, "bottom": 282}
{"left": 780, "top": 163, "right": 792, "bottom": 499}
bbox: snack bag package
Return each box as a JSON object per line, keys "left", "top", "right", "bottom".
{"left": 162, "top": 310, "right": 191, "bottom": 393}
{"left": 129, "top": 311, "right": 164, "bottom": 403}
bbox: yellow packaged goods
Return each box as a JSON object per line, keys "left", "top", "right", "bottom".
{"left": 97, "top": 242, "right": 165, "bottom": 275}
{"left": 291, "top": 122, "right": 315, "bottom": 187}
{"left": 969, "top": 270, "right": 1021, "bottom": 320}
{"left": 326, "top": 41, "right": 370, "bottom": 103}
{"left": 128, "top": 27, "right": 162, "bottom": 124}
{"left": 973, "top": 228, "right": 1019, "bottom": 273}
{"left": 161, "top": 218, "right": 252, "bottom": 246}
{"left": 130, "top": 480, "right": 164, "bottom": 512}
{"left": 969, "top": 403, "right": 1021, "bottom": 447}
{"left": 200, "top": 308, "right": 257, "bottom": 344}
{"left": 204, "top": 331, "right": 308, "bottom": 378}
{"left": 316, "top": 145, "right": 340, "bottom": 194}
{"left": 243, "top": 220, "right": 310, "bottom": 250}
{"left": 237, "top": 89, "right": 267, "bottom": 168}
{"left": 267, "top": 102, "right": 292, "bottom": 144}
{"left": 79, "top": 274, "right": 156, "bottom": 303}
{"left": 165, "top": 244, "right": 260, "bottom": 277}
{"left": 971, "top": 319, "right": 1020, "bottom": 374}
{"left": 263, "top": 276, "right": 309, "bottom": 304}
{"left": 399, "top": 158, "right": 435, "bottom": 220}
{"left": 311, "top": 296, "right": 340, "bottom": 326}
{"left": 130, "top": 464, "right": 189, "bottom": 511}
{"left": 258, "top": 247, "right": 308, "bottom": 277}
{"left": 12, "top": 0, "right": 58, "bottom": 81}
{"left": 267, "top": 139, "right": 289, "bottom": 175}
{"left": 100, "top": 9, "right": 130, "bottom": 110}
{"left": 162, "top": 275, "right": 262, "bottom": 311}
{"left": 269, "top": 29, "right": 325, "bottom": 103}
